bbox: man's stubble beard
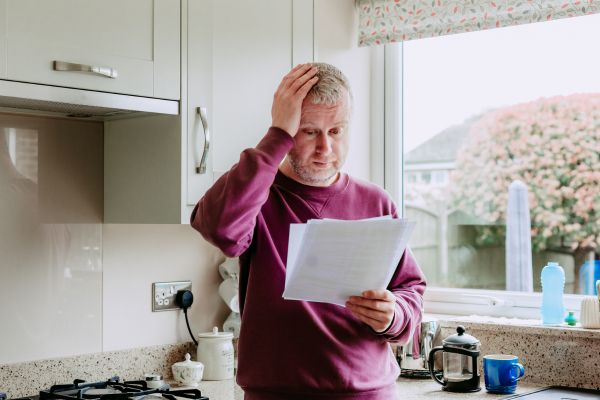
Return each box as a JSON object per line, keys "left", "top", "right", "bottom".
{"left": 287, "top": 152, "right": 339, "bottom": 185}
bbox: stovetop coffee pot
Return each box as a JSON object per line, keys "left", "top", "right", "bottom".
{"left": 428, "top": 325, "right": 480, "bottom": 392}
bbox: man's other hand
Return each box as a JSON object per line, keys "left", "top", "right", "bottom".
{"left": 271, "top": 63, "right": 318, "bottom": 137}
{"left": 346, "top": 289, "right": 396, "bottom": 333}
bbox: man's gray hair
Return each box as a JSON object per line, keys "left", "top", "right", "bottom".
{"left": 307, "top": 62, "right": 352, "bottom": 106}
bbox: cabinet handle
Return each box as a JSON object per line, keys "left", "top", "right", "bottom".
{"left": 53, "top": 60, "right": 118, "bottom": 79}
{"left": 195, "top": 107, "right": 210, "bottom": 174}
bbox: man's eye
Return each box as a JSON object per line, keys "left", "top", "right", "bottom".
{"left": 304, "top": 130, "right": 316, "bottom": 135}
{"left": 329, "top": 129, "right": 340, "bottom": 135}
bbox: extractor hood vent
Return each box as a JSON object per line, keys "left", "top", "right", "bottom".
{"left": 0, "top": 79, "right": 179, "bottom": 120}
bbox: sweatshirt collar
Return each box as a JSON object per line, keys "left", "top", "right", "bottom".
{"left": 274, "top": 170, "right": 349, "bottom": 198}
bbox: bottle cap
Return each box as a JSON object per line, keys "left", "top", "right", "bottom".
{"left": 564, "top": 311, "right": 577, "bottom": 326}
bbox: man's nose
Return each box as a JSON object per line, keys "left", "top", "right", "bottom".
{"left": 315, "top": 132, "right": 333, "bottom": 155}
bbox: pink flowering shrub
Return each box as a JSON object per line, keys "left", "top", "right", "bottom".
{"left": 451, "top": 93, "right": 600, "bottom": 252}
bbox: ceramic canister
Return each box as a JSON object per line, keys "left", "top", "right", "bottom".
{"left": 580, "top": 296, "right": 600, "bottom": 328}
{"left": 197, "top": 327, "right": 234, "bottom": 380}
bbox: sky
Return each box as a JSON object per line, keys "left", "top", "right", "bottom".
{"left": 402, "top": 13, "right": 600, "bottom": 153}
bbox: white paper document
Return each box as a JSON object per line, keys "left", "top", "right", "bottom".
{"left": 283, "top": 217, "right": 415, "bottom": 306}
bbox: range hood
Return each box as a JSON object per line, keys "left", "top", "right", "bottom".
{"left": 0, "top": 79, "right": 179, "bottom": 120}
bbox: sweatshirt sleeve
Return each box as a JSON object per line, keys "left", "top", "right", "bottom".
{"left": 190, "top": 127, "right": 294, "bottom": 257}
{"left": 377, "top": 249, "right": 427, "bottom": 343}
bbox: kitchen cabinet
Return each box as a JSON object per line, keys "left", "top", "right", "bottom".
{"left": 184, "top": 0, "right": 314, "bottom": 206}
{"left": 104, "top": 0, "right": 314, "bottom": 223}
{"left": 0, "top": 0, "right": 180, "bottom": 100}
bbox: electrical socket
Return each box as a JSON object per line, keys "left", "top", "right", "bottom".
{"left": 152, "top": 281, "right": 192, "bottom": 311}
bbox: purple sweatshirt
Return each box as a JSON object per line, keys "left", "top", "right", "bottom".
{"left": 191, "top": 127, "right": 426, "bottom": 400}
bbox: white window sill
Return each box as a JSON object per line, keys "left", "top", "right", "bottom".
{"left": 423, "top": 287, "right": 589, "bottom": 319}
{"left": 426, "top": 313, "right": 600, "bottom": 339}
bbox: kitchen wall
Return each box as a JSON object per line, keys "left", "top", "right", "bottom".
{"left": 315, "top": 0, "right": 372, "bottom": 182}
{"left": 0, "top": 114, "right": 104, "bottom": 363}
{"left": 102, "top": 224, "right": 226, "bottom": 352}
{"left": 0, "top": 0, "right": 373, "bottom": 364}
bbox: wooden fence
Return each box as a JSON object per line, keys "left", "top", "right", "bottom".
{"left": 405, "top": 203, "right": 576, "bottom": 293}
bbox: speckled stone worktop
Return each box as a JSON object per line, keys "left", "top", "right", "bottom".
{"left": 436, "top": 315, "right": 600, "bottom": 390}
{"left": 0, "top": 343, "right": 195, "bottom": 399}
{"left": 2, "top": 315, "right": 599, "bottom": 399}
{"left": 0, "top": 345, "right": 544, "bottom": 400}
{"left": 172, "top": 377, "right": 543, "bottom": 400}
{"left": 393, "top": 378, "right": 542, "bottom": 399}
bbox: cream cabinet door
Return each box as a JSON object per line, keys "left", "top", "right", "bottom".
{"left": 103, "top": 0, "right": 314, "bottom": 223}
{"left": 185, "top": 0, "right": 314, "bottom": 206}
{"left": 2, "top": 0, "right": 179, "bottom": 99}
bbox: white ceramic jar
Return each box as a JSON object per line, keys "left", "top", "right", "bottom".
{"left": 197, "top": 327, "right": 234, "bottom": 380}
{"left": 580, "top": 296, "right": 600, "bottom": 328}
{"left": 171, "top": 353, "right": 204, "bottom": 387}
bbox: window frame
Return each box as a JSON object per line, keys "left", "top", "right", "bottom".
{"left": 378, "top": 43, "right": 588, "bottom": 318}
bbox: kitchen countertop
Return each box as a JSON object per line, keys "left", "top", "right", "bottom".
{"left": 392, "top": 377, "right": 541, "bottom": 399}
{"left": 174, "top": 377, "right": 542, "bottom": 399}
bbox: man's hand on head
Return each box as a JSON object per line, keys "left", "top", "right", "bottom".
{"left": 346, "top": 289, "right": 396, "bottom": 333}
{"left": 271, "top": 64, "right": 318, "bottom": 137}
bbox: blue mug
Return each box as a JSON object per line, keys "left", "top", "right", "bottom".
{"left": 483, "top": 354, "right": 525, "bottom": 394}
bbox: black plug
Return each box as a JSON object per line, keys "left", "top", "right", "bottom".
{"left": 176, "top": 290, "right": 198, "bottom": 346}
{"left": 176, "top": 289, "right": 194, "bottom": 310}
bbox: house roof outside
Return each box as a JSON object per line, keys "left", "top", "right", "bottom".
{"left": 405, "top": 114, "right": 482, "bottom": 165}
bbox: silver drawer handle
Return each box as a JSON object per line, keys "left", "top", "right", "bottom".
{"left": 196, "top": 107, "right": 210, "bottom": 174}
{"left": 53, "top": 60, "right": 118, "bottom": 79}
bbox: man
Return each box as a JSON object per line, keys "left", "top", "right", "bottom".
{"left": 191, "top": 63, "right": 426, "bottom": 400}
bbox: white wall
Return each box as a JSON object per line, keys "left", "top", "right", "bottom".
{"left": 315, "top": 0, "right": 372, "bottom": 181}
{"left": 102, "top": 225, "right": 228, "bottom": 351}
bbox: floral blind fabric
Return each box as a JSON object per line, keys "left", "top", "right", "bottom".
{"left": 358, "top": 0, "right": 600, "bottom": 46}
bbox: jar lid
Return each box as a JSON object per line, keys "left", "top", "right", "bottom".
{"left": 197, "top": 326, "right": 234, "bottom": 339}
{"left": 172, "top": 353, "right": 203, "bottom": 369}
{"left": 442, "top": 325, "right": 480, "bottom": 346}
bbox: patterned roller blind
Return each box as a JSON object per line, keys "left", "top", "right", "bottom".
{"left": 358, "top": 0, "right": 600, "bottom": 46}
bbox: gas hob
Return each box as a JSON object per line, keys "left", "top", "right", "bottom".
{"left": 3, "top": 377, "right": 209, "bottom": 400}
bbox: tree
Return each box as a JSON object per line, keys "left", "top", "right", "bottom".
{"left": 450, "top": 94, "right": 600, "bottom": 258}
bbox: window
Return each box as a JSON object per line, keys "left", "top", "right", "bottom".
{"left": 407, "top": 172, "right": 418, "bottom": 184}
{"left": 390, "top": 14, "right": 600, "bottom": 316}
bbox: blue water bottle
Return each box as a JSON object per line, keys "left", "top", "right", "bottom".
{"left": 540, "top": 262, "right": 565, "bottom": 325}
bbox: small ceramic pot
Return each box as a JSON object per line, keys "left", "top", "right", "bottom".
{"left": 171, "top": 353, "right": 204, "bottom": 387}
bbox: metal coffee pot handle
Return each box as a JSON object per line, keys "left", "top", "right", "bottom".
{"left": 428, "top": 346, "right": 480, "bottom": 386}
